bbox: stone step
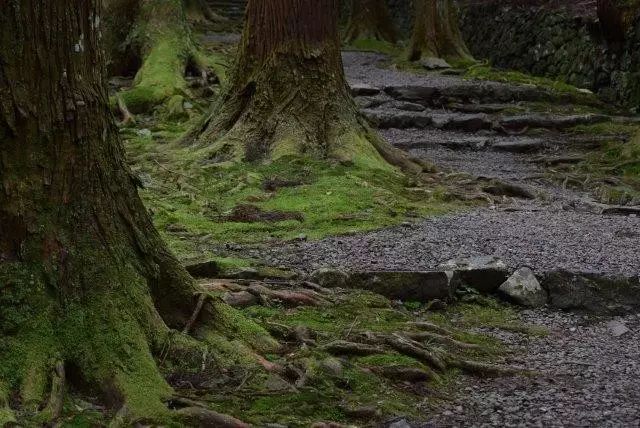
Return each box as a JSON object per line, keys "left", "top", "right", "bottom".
{"left": 362, "top": 107, "right": 614, "bottom": 134}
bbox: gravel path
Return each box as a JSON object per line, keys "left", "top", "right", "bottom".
{"left": 240, "top": 52, "right": 640, "bottom": 278}
{"left": 424, "top": 311, "right": 640, "bottom": 428}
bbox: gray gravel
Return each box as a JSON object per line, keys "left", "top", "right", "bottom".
{"left": 249, "top": 209, "right": 640, "bottom": 276}
{"left": 240, "top": 53, "right": 639, "bottom": 278}
{"left": 424, "top": 310, "right": 640, "bottom": 428}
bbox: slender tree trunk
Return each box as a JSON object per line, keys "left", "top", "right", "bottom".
{"left": 0, "top": 1, "right": 273, "bottom": 425}
{"left": 408, "top": 0, "right": 474, "bottom": 63}
{"left": 195, "top": 0, "right": 419, "bottom": 172}
{"left": 105, "top": 0, "right": 226, "bottom": 113}
{"left": 344, "top": 0, "right": 398, "bottom": 44}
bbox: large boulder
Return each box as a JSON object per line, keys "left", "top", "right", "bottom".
{"left": 498, "top": 267, "right": 548, "bottom": 307}
{"left": 438, "top": 256, "right": 510, "bottom": 293}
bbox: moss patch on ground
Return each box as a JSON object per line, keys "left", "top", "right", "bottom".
{"left": 464, "top": 64, "right": 589, "bottom": 95}
{"left": 123, "top": 120, "right": 465, "bottom": 261}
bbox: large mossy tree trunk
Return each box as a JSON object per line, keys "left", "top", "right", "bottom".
{"left": 344, "top": 0, "right": 398, "bottom": 44}
{"left": 0, "top": 1, "right": 274, "bottom": 425}
{"left": 408, "top": 0, "right": 474, "bottom": 63}
{"left": 105, "top": 0, "right": 225, "bottom": 114}
{"left": 195, "top": 0, "right": 419, "bottom": 172}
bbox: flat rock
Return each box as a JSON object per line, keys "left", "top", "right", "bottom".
{"left": 350, "top": 82, "right": 381, "bottom": 96}
{"left": 185, "top": 260, "right": 220, "bottom": 278}
{"left": 349, "top": 271, "right": 455, "bottom": 302}
{"left": 607, "top": 320, "right": 631, "bottom": 337}
{"left": 498, "top": 113, "right": 607, "bottom": 131}
{"left": 491, "top": 138, "right": 546, "bottom": 153}
{"left": 420, "top": 57, "right": 451, "bottom": 70}
{"left": 438, "top": 256, "right": 510, "bottom": 293}
{"left": 498, "top": 267, "right": 548, "bottom": 307}
{"left": 601, "top": 205, "right": 640, "bottom": 216}
{"left": 542, "top": 271, "right": 640, "bottom": 314}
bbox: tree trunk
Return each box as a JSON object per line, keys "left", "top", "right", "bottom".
{"left": 0, "top": 1, "right": 274, "bottom": 425}
{"left": 185, "top": 0, "right": 228, "bottom": 23}
{"left": 194, "top": 0, "right": 419, "bottom": 173}
{"left": 408, "top": 0, "right": 474, "bottom": 63}
{"left": 597, "top": 0, "right": 639, "bottom": 47}
{"left": 344, "top": 0, "right": 398, "bottom": 44}
{"left": 105, "top": 0, "right": 226, "bottom": 114}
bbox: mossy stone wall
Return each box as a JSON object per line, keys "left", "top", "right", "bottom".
{"left": 458, "top": 2, "right": 640, "bottom": 108}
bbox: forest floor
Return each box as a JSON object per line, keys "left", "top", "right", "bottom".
{"left": 106, "top": 31, "right": 640, "bottom": 427}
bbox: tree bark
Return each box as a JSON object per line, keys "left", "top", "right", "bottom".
{"left": 194, "top": 0, "right": 419, "bottom": 173}
{"left": 408, "top": 0, "right": 474, "bottom": 63}
{"left": 0, "top": 1, "right": 273, "bottom": 425}
{"left": 344, "top": 0, "right": 398, "bottom": 44}
{"left": 597, "top": 0, "right": 639, "bottom": 47}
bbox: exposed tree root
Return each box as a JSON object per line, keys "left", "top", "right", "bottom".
{"left": 323, "top": 340, "right": 384, "bottom": 356}
{"left": 373, "top": 365, "right": 438, "bottom": 383}
{"left": 383, "top": 334, "right": 447, "bottom": 371}
{"left": 176, "top": 406, "right": 250, "bottom": 428}
{"left": 116, "top": 93, "right": 136, "bottom": 126}
{"left": 404, "top": 331, "right": 483, "bottom": 350}
{"left": 323, "top": 328, "right": 523, "bottom": 380}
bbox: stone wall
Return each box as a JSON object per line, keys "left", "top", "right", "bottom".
{"left": 458, "top": 1, "right": 640, "bottom": 108}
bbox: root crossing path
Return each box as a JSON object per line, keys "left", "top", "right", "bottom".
{"left": 237, "top": 52, "right": 640, "bottom": 426}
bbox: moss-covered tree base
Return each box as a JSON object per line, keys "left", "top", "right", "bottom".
{"left": 195, "top": 47, "right": 420, "bottom": 174}
{"left": 107, "top": 0, "right": 227, "bottom": 114}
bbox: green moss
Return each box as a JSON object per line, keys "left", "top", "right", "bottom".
{"left": 122, "top": 38, "right": 189, "bottom": 113}
{"left": 569, "top": 122, "right": 639, "bottom": 137}
{"left": 464, "top": 64, "right": 593, "bottom": 97}
{"left": 123, "top": 122, "right": 463, "bottom": 259}
{"left": 355, "top": 353, "right": 423, "bottom": 368}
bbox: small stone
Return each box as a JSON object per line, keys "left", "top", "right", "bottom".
{"left": 136, "top": 128, "right": 152, "bottom": 137}
{"left": 606, "top": 320, "right": 630, "bottom": 337}
{"left": 387, "top": 418, "right": 412, "bottom": 428}
{"left": 498, "top": 267, "right": 548, "bottom": 307}
{"left": 420, "top": 57, "right": 451, "bottom": 70}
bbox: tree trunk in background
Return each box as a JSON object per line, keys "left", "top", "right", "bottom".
{"left": 195, "top": 0, "right": 419, "bottom": 172}
{"left": 104, "top": 0, "right": 226, "bottom": 113}
{"left": 185, "top": 0, "right": 228, "bottom": 23}
{"left": 597, "top": 0, "right": 639, "bottom": 47}
{"left": 344, "top": 0, "right": 398, "bottom": 44}
{"left": 408, "top": 0, "right": 474, "bottom": 63}
{"left": 0, "top": 1, "right": 273, "bottom": 425}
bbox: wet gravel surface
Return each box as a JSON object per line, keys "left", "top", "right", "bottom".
{"left": 424, "top": 310, "right": 640, "bottom": 428}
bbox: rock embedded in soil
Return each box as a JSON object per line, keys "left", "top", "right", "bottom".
{"left": 348, "top": 270, "right": 455, "bottom": 302}
{"left": 439, "top": 256, "right": 511, "bottom": 293}
{"left": 310, "top": 268, "right": 350, "bottom": 288}
{"left": 498, "top": 267, "right": 548, "bottom": 307}
{"left": 542, "top": 270, "right": 640, "bottom": 314}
